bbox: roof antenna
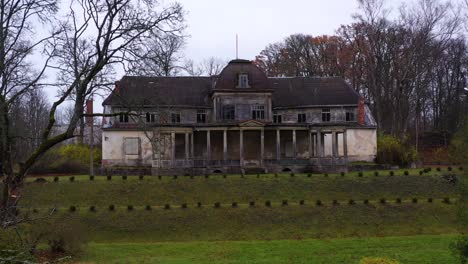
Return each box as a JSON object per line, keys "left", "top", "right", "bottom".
{"left": 236, "top": 34, "right": 239, "bottom": 59}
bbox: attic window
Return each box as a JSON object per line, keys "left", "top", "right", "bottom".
{"left": 238, "top": 74, "right": 249, "bottom": 88}
{"left": 322, "top": 108, "right": 331, "bottom": 122}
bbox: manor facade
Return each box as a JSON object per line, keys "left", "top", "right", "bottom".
{"left": 101, "top": 59, "right": 377, "bottom": 174}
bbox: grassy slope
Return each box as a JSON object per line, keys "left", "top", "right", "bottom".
{"left": 20, "top": 170, "right": 458, "bottom": 208}
{"left": 81, "top": 235, "right": 458, "bottom": 264}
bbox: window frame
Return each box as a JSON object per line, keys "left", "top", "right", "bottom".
{"left": 273, "top": 114, "right": 282, "bottom": 124}
{"left": 171, "top": 112, "right": 181, "bottom": 124}
{"left": 251, "top": 105, "right": 265, "bottom": 120}
{"left": 197, "top": 109, "right": 207, "bottom": 123}
{"left": 146, "top": 112, "right": 156, "bottom": 123}
{"left": 238, "top": 73, "right": 249, "bottom": 88}
{"left": 222, "top": 105, "right": 235, "bottom": 120}
{"left": 322, "top": 108, "right": 331, "bottom": 122}
{"left": 124, "top": 137, "right": 140, "bottom": 155}
{"left": 345, "top": 110, "right": 355, "bottom": 122}
{"left": 297, "top": 113, "right": 307, "bottom": 123}
{"left": 119, "top": 113, "right": 129, "bottom": 123}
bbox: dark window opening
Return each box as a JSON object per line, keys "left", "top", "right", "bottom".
{"left": 171, "top": 113, "right": 181, "bottom": 123}
{"left": 346, "top": 111, "right": 355, "bottom": 122}
{"left": 119, "top": 113, "right": 129, "bottom": 123}
{"left": 297, "top": 113, "right": 306, "bottom": 123}
{"left": 273, "top": 114, "right": 282, "bottom": 124}
{"left": 197, "top": 110, "right": 207, "bottom": 123}
{"left": 251, "top": 105, "right": 265, "bottom": 120}
{"left": 222, "top": 105, "right": 235, "bottom": 120}
{"left": 322, "top": 108, "right": 331, "bottom": 122}
{"left": 146, "top": 112, "right": 155, "bottom": 123}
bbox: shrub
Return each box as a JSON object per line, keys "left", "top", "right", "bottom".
{"left": 290, "top": 172, "right": 295, "bottom": 177}
{"left": 158, "top": 175, "right": 162, "bottom": 180}
{"left": 54, "top": 176, "right": 59, "bottom": 182}
{"left": 33, "top": 208, "right": 39, "bottom": 213}
{"left": 44, "top": 221, "right": 88, "bottom": 255}
{"left": 69, "top": 176, "right": 75, "bottom": 182}
{"left": 231, "top": 202, "right": 238, "bottom": 208}
{"left": 173, "top": 175, "right": 177, "bottom": 179}
{"left": 181, "top": 203, "right": 187, "bottom": 209}
{"left": 164, "top": 204, "right": 170, "bottom": 210}
{"left": 282, "top": 200, "right": 288, "bottom": 206}
{"left": 122, "top": 175, "right": 127, "bottom": 180}
{"left": 359, "top": 257, "right": 400, "bottom": 264}
{"left": 389, "top": 171, "right": 394, "bottom": 176}
{"left": 204, "top": 174, "right": 209, "bottom": 179}
{"left": 396, "top": 198, "right": 402, "bottom": 204}
{"left": 333, "top": 200, "right": 339, "bottom": 206}
{"left": 443, "top": 197, "right": 451, "bottom": 204}
{"left": 412, "top": 198, "right": 418, "bottom": 203}
{"left": 404, "top": 171, "right": 409, "bottom": 176}
{"left": 108, "top": 205, "right": 115, "bottom": 211}
{"left": 307, "top": 173, "right": 312, "bottom": 177}
{"left": 223, "top": 174, "right": 227, "bottom": 178}
{"left": 127, "top": 205, "right": 133, "bottom": 211}
{"left": 341, "top": 172, "right": 345, "bottom": 177}
{"left": 316, "top": 200, "right": 322, "bottom": 206}
{"left": 348, "top": 199, "right": 355, "bottom": 205}
{"left": 249, "top": 201, "right": 255, "bottom": 207}
{"left": 190, "top": 175, "right": 194, "bottom": 179}
{"left": 139, "top": 175, "right": 144, "bottom": 180}
{"left": 89, "top": 175, "right": 94, "bottom": 181}
{"left": 299, "top": 200, "right": 305, "bottom": 205}
{"left": 448, "top": 166, "right": 452, "bottom": 171}
{"left": 257, "top": 174, "right": 260, "bottom": 178}
{"left": 459, "top": 166, "right": 464, "bottom": 171}
{"left": 197, "top": 202, "right": 202, "bottom": 208}
{"left": 358, "top": 172, "right": 363, "bottom": 177}
{"left": 428, "top": 198, "right": 433, "bottom": 203}
{"left": 145, "top": 205, "right": 151, "bottom": 211}
{"left": 69, "top": 206, "right": 76, "bottom": 212}
{"left": 89, "top": 206, "right": 96, "bottom": 212}
{"left": 214, "top": 202, "right": 220, "bottom": 208}
{"left": 324, "top": 173, "right": 328, "bottom": 177}
{"left": 380, "top": 198, "right": 386, "bottom": 204}
{"left": 419, "top": 171, "right": 423, "bottom": 175}
{"left": 436, "top": 167, "right": 441, "bottom": 171}
{"left": 374, "top": 171, "right": 379, "bottom": 176}
{"left": 376, "top": 133, "right": 417, "bottom": 166}
{"left": 274, "top": 173, "right": 278, "bottom": 178}
{"left": 364, "top": 199, "right": 369, "bottom": 205}
{"left": 450, "top": 236, "right": 468, "bottom": 264}
{"left": 265, "top": 201, "right": 271, "bottom": 207}
{"left": 107, "top": 175, "right": 112, "bottom": 181}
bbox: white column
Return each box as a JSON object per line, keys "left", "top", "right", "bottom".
{"left": 206, "top": 130, "right": 211, "bottom": 162}
{"left": 223, "top": 129, "right": 228, "bottom": 162}
{"left": 239, "top": 129, "right": 244, "bottom": 166}
{"left": 260, "top": 129, "right": 264, "bottom": 165}
{"left": 276, "top": 129, "right": 281, "bottom": 160}
{"left": 292, "top": 129, "right": 297, "bottom": 159}
{"left": 185, "top": 132, "right": 189, "bottom": 161}
{"left": 171, "top": 132, "right": 175, "bottom": 167}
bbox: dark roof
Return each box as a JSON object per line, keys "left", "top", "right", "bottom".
{"left": 214, "top": 59, "right": 271, "bottom": 91}
{"left": 103, "top": 60, "right": 360, "bottom": 108}
{"left": 270, "top": 77, "right": 360, "bottom": 108}
{"left": 102, "top": 76, "right": 213, "bottom": 107}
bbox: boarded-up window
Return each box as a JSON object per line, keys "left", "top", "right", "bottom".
{"left": 124, "top": 138, "right": 139, "bottom": 155}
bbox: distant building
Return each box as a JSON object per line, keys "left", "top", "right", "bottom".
{"left": 101, "top": 59, "right": 377, "bottom": 174}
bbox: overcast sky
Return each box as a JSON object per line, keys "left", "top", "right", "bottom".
{"left": 177, "top": 0, "right": 406, "bottom": 63}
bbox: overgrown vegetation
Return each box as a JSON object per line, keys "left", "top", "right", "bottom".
{"left": 376, "top": 134, "right": 417, "bottom": 166}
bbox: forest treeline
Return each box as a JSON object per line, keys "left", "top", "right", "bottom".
{"left": 254, "top": 0, "right": 468, "bottom": 142}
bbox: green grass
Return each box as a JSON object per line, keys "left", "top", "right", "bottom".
{"left": 20, "top": 170, "right": 458, "bottom": 208}
{"left": 81, "top": 235, "right": 458, "bottom": 264}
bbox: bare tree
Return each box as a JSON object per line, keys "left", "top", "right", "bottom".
{"left": 1, "top": 0, "right": 185, "bottom": 229}
{"left": 182, "top": 57, "right": 227, "bottom": 76}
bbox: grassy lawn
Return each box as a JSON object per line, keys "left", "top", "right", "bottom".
{"left": 19, "top": 168, "right": 459, "bottom": 208}
{"left": 81, "top": 235, "right": 459, "bottom": 264}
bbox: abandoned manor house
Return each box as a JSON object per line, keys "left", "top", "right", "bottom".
{"left": 101, "top": 59, "right": 377, "bottom": 174}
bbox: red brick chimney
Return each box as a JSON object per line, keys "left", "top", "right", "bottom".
{"left": 357, "top": 96, "right": 365, "bottom": 125}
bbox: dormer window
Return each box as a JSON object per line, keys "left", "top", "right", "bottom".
{"left": 238, "top": 73, "right": 249, "bottom": 88}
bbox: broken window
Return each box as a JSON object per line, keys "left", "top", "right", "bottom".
{"left": 171, "top": 113, "right": 181, "bottom": 123}
{"left": 124, "top": 137, "right": 139, "bottom": 155}
{"left": 322, "top": 108, "right": 331, "bottom": 122}
{"left": 346, "top": 110, "right": 355, "bottom": 122}
{"left": 146, "top": 112, "right": 156, "bottom": 123}
{"left": 197, "top": 109, "right": 207, "bottom": 123}
{"left": 222, "top": 105, "right": 235, "bottom": 120}
{"left": 273, "top": 114, "right": 282, "bottom": 124}
{"left": 119, "top": 113, "right": 129, "bottom": 123}
{"left": 238, "top": 73, "right": 249, "bottom": 88}
{"left": 297, "top": 113, "right": 306, "bottom": 123}
{"left": 251, "top": 105, "right": 265, "bottom": 120}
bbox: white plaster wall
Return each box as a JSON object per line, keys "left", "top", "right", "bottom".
{"left": 102, "top": 131, "right": 153, "bottom": 166}
{"left": 346, "top": 128, "right": 377, "bottom": 162}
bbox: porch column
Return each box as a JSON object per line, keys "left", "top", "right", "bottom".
{"left": 185, "top": 132, "right": 189, "bottom": 161}
{"left": 332, "top": 131, "right": 337, "bottom": 157}
{"left": 276, "top": 129, "right": 281, "bottom": 160}
{"left": 292, "top": 129, "right": 297, "bottom": 159}
{"left": 223, "top": 129, "right": 228, "bottom": 162}
{"left": 171, "top": 132, "right": 175, "bottom": 167}
{"left": 317, "top": 130, "right": 323, "bottom": 157}
{"left": 308, "top": 130, "right": 313, "bottom": 159}
{"left": 206, "top": 130, "right": 211, "bottom": 162}
{"left": 239, "top": 129, "right": 244, "bottom": 166}
{"left": 260, "top": 129, "right": 264, "bottom": 165}
{"left": 190, "top": 132, "right": 194, "bottom": 159}
{"left": 343, "top": 129, "right": 348, "bottom": 161}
